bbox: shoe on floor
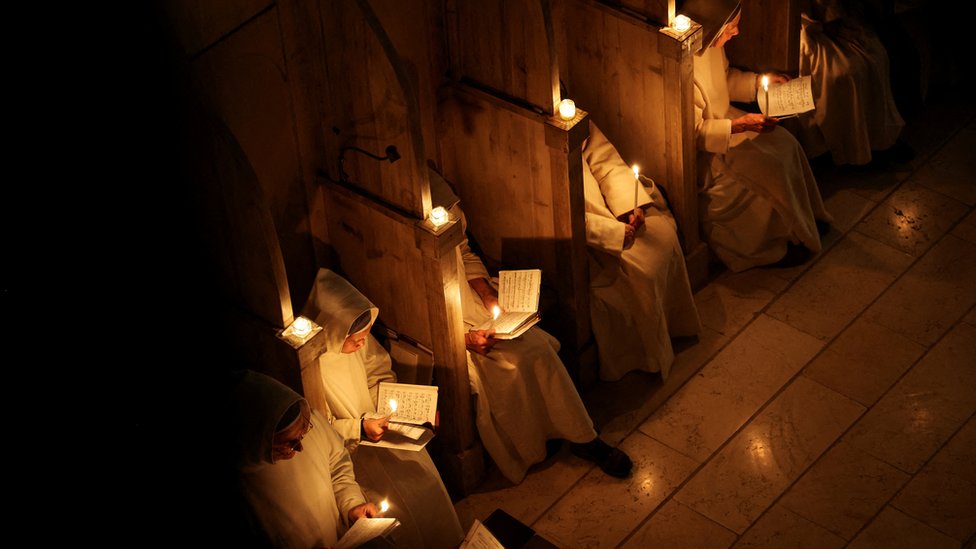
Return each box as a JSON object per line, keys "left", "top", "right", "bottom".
{"left": 816, "top": 219, "right": 831, "bottom": 237}
{"left": 771, "top": 242, "right": 812, "bottom": 268}
{"left": 570, "top": 438, "right": 633, "bottom": 478}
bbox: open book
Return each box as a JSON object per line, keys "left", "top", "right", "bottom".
{"left": 759, "top": 75, "right": 815, "bottom": 119}
{"left": 473, "top": 269, "right": 542, "bottom": 340}
{"left": 335, "top": 517, "right": 399, "bottom": 549}
{"left": 459, "top": 519, "right": 504, "bottom": 549}
{"left": 360, "top": 382, "right": 437, "bottom": 451}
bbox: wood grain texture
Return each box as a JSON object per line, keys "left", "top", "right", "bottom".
{"left": 725, "top": 0, "right": 801, "bottom": 74}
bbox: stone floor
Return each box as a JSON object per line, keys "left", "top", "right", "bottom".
{"left": 453, "top": 84, "right": 976, "bottom": 548}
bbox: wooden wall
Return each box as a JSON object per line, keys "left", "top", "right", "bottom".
{"left": 725, "top": 0, "right": 802, "bottom": 74}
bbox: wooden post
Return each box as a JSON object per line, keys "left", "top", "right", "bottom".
{"left": 659, "top": 22, "right": 710, "bottom": 289}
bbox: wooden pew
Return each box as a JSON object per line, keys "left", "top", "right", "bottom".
{"left": 724, "top": 0, "right": 802, "bottom": 75}
{"left": 438, "top": 0, "right": 705, "bottom": 386}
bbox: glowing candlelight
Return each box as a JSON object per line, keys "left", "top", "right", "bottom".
{"left": 429, "top": 206, "right": 448, "bottom": 227}
{"left": 557, "top": 99, "right": 576, "bottom": 121}
{"left": 492, "top": 305, "right": 501, "bottom": 319}
{"left": 379, "top": 499, "right": 390, "bottom": 513}
{"left": 388, "top": 399, "right": 398, "bottom": 415}
{"left": 632, "top": 164, "right": 640, "bottom": 214}
{"left": 761, "top": 75, "right": 769, "bottom": 115}
{"left": 672, "top": 14, "right": 691, "bottom": 32}
{"left": 291, "top": 316, "right": 312, "bottom": 338}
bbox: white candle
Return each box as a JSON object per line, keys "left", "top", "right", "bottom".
{"left": 761, "top": 75, "right": 769, "bottom": 115}
{"left": 673, "top": 14, "right": 691, "bottom": 32}
{"left": 429, "top": 206, "right": 448, "bottom": 227}
{"left": 557, "top": 99, "right": 576, "bottom": 121}
{"left": 632, "top": 164, "right": 640, "bottom": 214}
{"left": 291, "top": 316, "right": 312, "bottom": 338}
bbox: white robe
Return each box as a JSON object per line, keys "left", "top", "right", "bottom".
{"left": 306, "top": 269, "right": 464, "bottom": 549}
{"left": 796, "top": 0, "right": 904, "bottom": 165}
{"left": 455, "top": 211, "right": 598, "bottom": 484}
{"left": 582, "top": 122, "right": 702, "bottom": 381}
{"left": 234, "top": 371, "right": 366, "bottom": 549}
{"left": 694, "top": 46, "right": 832, "bottom": 272}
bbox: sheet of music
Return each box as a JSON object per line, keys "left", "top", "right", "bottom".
{"left": 498, "top": 269, "right": 541, "bottom": 312}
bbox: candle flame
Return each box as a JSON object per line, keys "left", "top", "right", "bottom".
{"left": 761, "top": 75, "right": 769, "bottom": 92}
{"left": 632, "top": 164, "right": 639, "bottom": 180}
{"left": 673, "top": 14, "right": 691, "bottom": 32}
{"left": 291, "top": 316, "right": 312, "bottom": 338}
{"left": 492, "top": 305, "right": 501, "bottom": 319}
{"left": 379, "top": 499, "right": 390, "bottom": 513}
{"left": 389, "top": 399, "right": 397, "bottom": 414}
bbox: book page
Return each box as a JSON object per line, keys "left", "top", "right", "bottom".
{"left": 459, "top": 519, "right": 505, "bottom": 549}
{"left": 357, "top": 426, "right": 434, "bottom": 451}
{"left": 761, "top": 75, "right": 815, "bottom": 118}
{"left": 377, "top": 382, "right": 437, "bottom": 425}
{"left": 498, "top": 269, "right": 541, "bottom": 313}
{"left": 335, "top": 517, "right": 399, "bottom": 549}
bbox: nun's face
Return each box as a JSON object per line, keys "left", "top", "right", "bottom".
{"left": 713, "top": 12, "right": 741, "bottom": 48}
{"left": 341, "top": 327, "right": 369, "bottom": 354}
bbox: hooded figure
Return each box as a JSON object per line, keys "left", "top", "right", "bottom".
{"left": 304, "top": 269, "right": 464, "bottom": 549}
{"left": 683, "top": 0, "right": 833, "bottom": 272}
{"left": 582, "top": 121, "right": 702, "bottom": 381}
{"left": 794, "top": 0, "right": 907, "bottom": 165}
{"left": 232, "top": 370, "right": 368, "bottom": 548}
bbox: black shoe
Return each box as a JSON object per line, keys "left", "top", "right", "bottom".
{"left": 771, "top": 242, "right": 812, "bottom": 268}
{"left": 570, "top": 438, "right": 633, "bottom": 478}
{"left": 545, "top": 439, "right": 563, "bottom": 460}
{"left": 816, "top": 219, "right": 831, "bottom": 237}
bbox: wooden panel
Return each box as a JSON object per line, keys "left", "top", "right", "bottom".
{"left": 160, "top": 0, "right": 271, "bottom": 57}
{"left": 324, "top": 187, "right": 434, "bottom": 349}
{"left": 318, "top": 0, "right": 429, "bottom": 218}
{"left": 446, "top": 0, "right": 558, "bottom": 114}
{"left": 438, "top": 84, "right": 595, "bottom": 382}
{"left": 725, "top": 0, "right": 801, "bottom": 74}
{"left": 191, "top": 7, "right": 316, "bottom": 311}
{"left": 322, "top": 179, "right": 482, "bottom": 494}
{"left": 618, "top": 0, "right": 671, "bottom": 24}
{"left": 191, "top": 113, "right": 292, "bottom": 328}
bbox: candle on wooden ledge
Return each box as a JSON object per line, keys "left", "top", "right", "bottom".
{"left": 429, "top": 206, "right": 448, "bottom": 227}
{"left": 557, "top": 98, "right": 576, "bottom": 121}
{"left": 291, "top": 316, "right": 313, "bottom": 338}
{"left": 672, "top": 14, "right": 691, "bottom": 32}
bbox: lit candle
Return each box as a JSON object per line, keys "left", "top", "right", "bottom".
{"left": 429, "top": 206, "right": 448, "bottom": 227}
{"left": 761, "top": 75, "right": 769, "bottom": 116}
{"left": 379, "top": 499, "right": 390, "bottom": 513}
{"left": 668, "top": 0, "right": 675, "bottom": 27}
{"left": 557, "top": 99, "right": 576, "bottom": 121}
{"left": 673, "top": 14, "right": 691, "bottom": 32}
{"left": 388, "top": 399, "right": 398, "bottom": 415}
{"left": 492, "top": 305, "right": 501, "bottom": 320}
{"left": 292, "top": 316, "right": 312, "bottom": 338}
{"left": 632, "top": 164, "right": 640, "bottom": 215}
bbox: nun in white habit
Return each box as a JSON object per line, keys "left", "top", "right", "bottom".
{"left": 304, "top": 268, "right": 464, "bottom": 549}
{"left": 795, "top": 0, "right": 907, "bottom": 165}
{"left": 429, "top": 168, "right": 633, "bottom": 484}
{"left": 684, "top": 0, "right": 833, "bottom": 272}
{"left": 582, "top": 121, "right": 702, "bottom": 381}
{"left": 232, "top": 369, "right": 373, "bottom": 548}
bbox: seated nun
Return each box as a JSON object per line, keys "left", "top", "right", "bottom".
{"left": 683, "top": 0, "right": 834, "bottom": 272}
{"left": 229, "top": 369, "right": 379, "bottom": 548}
{"left": 582, "top": 120, "right": 702, "bottom": 381}
{"left": 303, "top": 268, "right": 464, "bottom": 549}
{"left": 429, "top": 167, "right": 633, "bottom": 484}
